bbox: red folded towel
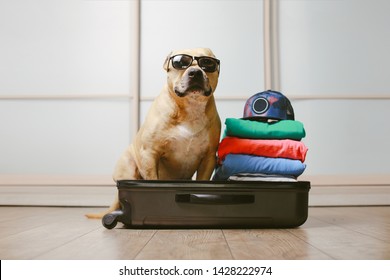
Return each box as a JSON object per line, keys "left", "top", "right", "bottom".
{"left": 218, "top": 136, "right": 308, "bottom": 164}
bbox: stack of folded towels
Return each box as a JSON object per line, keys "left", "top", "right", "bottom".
{"left": 213, "top": 90, "right": 308, "bottom": 182}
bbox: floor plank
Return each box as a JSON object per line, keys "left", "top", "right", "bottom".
{"left": 223, "top": 228, "right": 332, "bottom": 260}
{"left": 0, "top": 207, "right": 71, "bottom": 238}
{"left": 287, "top": 208, "right": 390, "bottom": 259}
{"left": 0, "top": 208, "right": 102, "bottom": 259}
{"left": 309, "top": 207, "right": 390, "bottom": 243}
{"left": 134, "top": 229, "right": 233, "bottom": 260}
{"left": 0, "top": 206, "right": 389, "bottom": 260}
{"left": 36, "top": 228, "right": 157, "bottom": 260}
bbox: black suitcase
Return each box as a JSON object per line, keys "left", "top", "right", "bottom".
{"left": 102, "top": 180, "right": 310, "bottom": 229}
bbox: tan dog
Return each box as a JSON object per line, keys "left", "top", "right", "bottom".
{"left": 86, "top": 48, "right": 221, "bottom": 219}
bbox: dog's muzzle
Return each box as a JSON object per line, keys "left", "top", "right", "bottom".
{"left": 174, "top": 67, "right": 212, "bottom": 97}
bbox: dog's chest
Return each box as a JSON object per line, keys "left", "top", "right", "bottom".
{"left": 176, "top": 124, "right": 194, "bottom": 138}
{"left": 165, "top": 122, "right": 209, "bottom": 159}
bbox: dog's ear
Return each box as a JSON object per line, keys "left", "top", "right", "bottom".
{"left": 163, "top": 51, "right": 173, "bottom": 72}
{"left": 204, "top": 48, "right": 215, "bottom": 58}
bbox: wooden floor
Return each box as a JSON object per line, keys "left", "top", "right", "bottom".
{"left": 0, "top": 206, "right": 389, "bottom": 260}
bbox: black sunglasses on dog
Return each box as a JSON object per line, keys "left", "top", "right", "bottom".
{"left": 169, "top": 54, "right": 220, "bottom": 73}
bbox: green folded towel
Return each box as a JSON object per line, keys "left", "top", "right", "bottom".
{"left": 224, "top": 118, "right": 306, "bottom": 140}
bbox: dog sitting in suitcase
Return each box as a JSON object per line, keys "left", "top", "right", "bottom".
{"left": 86, "top": 48, "right": 221, "bottom": 219}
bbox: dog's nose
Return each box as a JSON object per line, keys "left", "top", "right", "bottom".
{"left": 187, "top": 68, "right": 203, "bottom": 79}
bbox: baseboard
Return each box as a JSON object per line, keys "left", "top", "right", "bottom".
{"left": 0, "top": 185, "right": 117, "bottom": 207}
{"left": 1, "top": 174, "right": 390, "bottom": 207}
{"left": 0, "top": 175, "right": 115, "bottom": 207}
{"left": 308, "top": 185, "right": 390, "bottom": 206}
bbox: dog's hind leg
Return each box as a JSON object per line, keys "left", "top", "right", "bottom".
{"left": 112, "top": 145, "right": 143, "bottom": 181}
{"left": 85, "top": 147, "right": 141, "bottom": 219}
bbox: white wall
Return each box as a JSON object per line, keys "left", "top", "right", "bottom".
{"left": 0, "top": 0, "right": 264, "bottom": 178}
{"left": 1, "top": 0, "right": 390, "bottom": 181}
{"left": 0, "top": 0, "right": 134, "bottom": 176}
{"left": 279, "top": 0, "right": 390, "bottom": 96}
{"left": 0, "top": 0, "right": 133, "bottom": 96}
{"left": 140, "top": 0, "right": 264, "bottom": 99}
{"left": 139, "top": 0, "right": 265, "bottom": 128}
{"left": 292, "top": 100, "right": 390, "bottom": 176}
{"left": 279, "top": 0, "right": 390, "bottom": 176}
{"left": 0, "top": 100, "right": 130, "bottom": 175}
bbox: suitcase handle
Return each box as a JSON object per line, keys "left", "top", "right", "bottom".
{"left": 175, "top": 193, "right": 255, "bottom": 204}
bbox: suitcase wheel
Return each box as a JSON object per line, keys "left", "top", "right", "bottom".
{"left": 102, "top": 210, "right": 123, "bottom": 229}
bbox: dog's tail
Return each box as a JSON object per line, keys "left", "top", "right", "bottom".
{"left": 85, "top": 197, "right": 120, "bottom": 219}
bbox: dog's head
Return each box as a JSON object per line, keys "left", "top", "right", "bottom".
{"left": 163, "top": 48, "right": 220, "bottom": 99}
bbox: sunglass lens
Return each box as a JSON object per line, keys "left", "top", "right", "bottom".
{"left": 198, "top": 57, "right": 218, "bottom": 72}
{"left": 172, "top": 55, "right": 192, "bottom": 69}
